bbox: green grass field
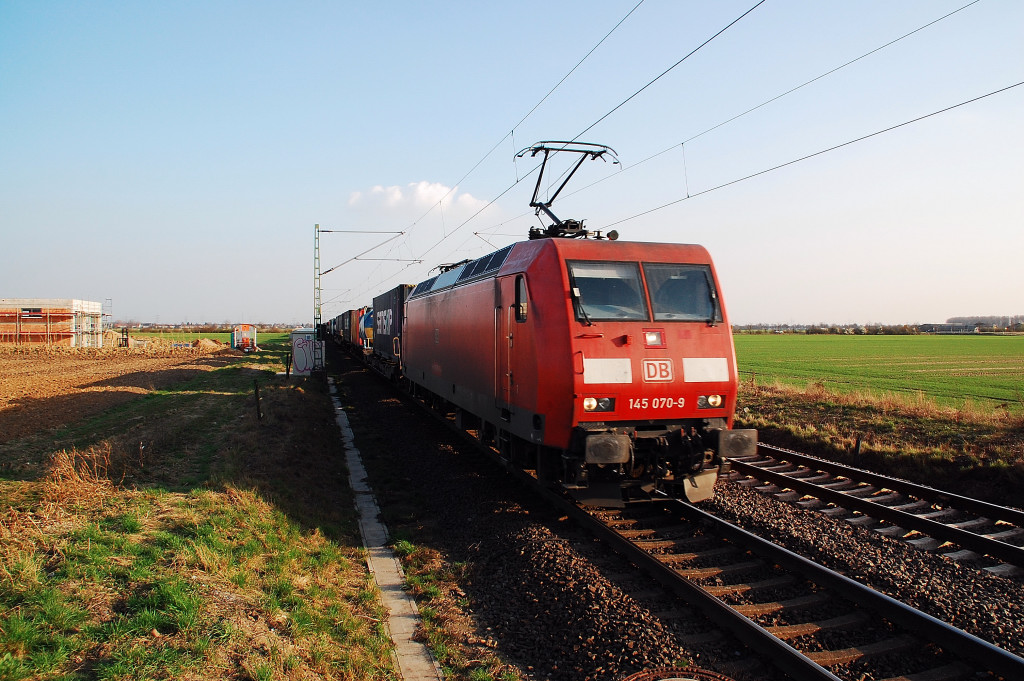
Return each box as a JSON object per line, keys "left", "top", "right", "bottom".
{"left": 130, "top": 331, "right": 290, "bottom": 346}
{"left": 734, "top": 334, "right": 1024, "bottom": 412}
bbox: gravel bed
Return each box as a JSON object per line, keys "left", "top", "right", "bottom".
{"left": 705, "top": 482, "right": 1024, "bottom": 656}
{"left": 332, "top": 355, "right": 779, "bottom": 681}
{"left": 334, "top": 349, "right": 1022, "bottom": 679}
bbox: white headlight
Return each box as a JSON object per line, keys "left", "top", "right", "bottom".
{"left": 583, "top": 397, "right": 615, "bottom": 412}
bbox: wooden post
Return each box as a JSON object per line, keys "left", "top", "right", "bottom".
{"left": 254, "top": 379, "right": 263, "bottom": 422}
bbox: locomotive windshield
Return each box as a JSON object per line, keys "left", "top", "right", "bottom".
{"left": 567, "top": 261, "right": 648, "bottom": 321}
{"left": 644, "top": 263, "right": 721, "bottom": 323}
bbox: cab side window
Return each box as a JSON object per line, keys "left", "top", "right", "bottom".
{"left": 515, "top": 275, "right": 528, "bottom": 322}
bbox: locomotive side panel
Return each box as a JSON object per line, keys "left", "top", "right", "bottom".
{"left": 496, "top": 242, "right": 578, "bottom": 449}
{"left": 404, "top": 278, "right": 503, "bottom": 423}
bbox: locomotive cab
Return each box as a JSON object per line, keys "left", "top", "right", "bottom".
{"left": 400, "top": 236, "right": 755, "bottom": 507}
{"left": 543, "top": 241, "right": 756, "bottom": 504}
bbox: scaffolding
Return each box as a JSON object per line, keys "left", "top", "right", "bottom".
{"left": 0, "top": 298, "right": 104, "bottom": 347}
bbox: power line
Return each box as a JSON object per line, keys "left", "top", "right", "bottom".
{"left": 603, "top": 80, "right": 1024, "bottom": 228}
{"left": 540, "top": 0, "right": 766, "bottom": 196}
{"left": 573, "top": 0, "right": 767, "bottom": 141}
{"left": 414, "top": 163, "right": 541, "bottom": 264}
{"left": 514, "top": 0, "right": 647, "bottom": 134}
{"left": 322, "top": 232, "right": 405, "bottom": 276}
{"left": 561, "top": 0, "right": 985, "bottom": 201}
{"left": 681, "top": 0, "right": 982, "bottom": 147}
{"left": 396, "top": 1, "right": 648, "bottom": 242}
{"left": 329, "top": 3, "right": 648, "bottom": 300}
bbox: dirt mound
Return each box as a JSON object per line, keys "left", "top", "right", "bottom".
{"left": 193, "top": 338, "right": 227, "bottom": 351}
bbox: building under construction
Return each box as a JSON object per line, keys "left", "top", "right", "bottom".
{"left": 0, "top": 298, "right": 104, "bottom": 347}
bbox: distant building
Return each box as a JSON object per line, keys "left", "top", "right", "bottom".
{"left": 918, "top": 323, "right": 978, "bottom": 335}
{"left": 0, "top": 298, "right": 103, "bottom": 347}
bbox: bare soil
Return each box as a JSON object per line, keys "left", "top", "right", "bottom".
{"left": 0, "top": 344, "right": 233, "bottom": 445}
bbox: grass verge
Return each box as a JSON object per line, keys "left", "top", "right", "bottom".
{"left": 389, "top": 539, "right": 517, "bottom": 681}
{"left": 0, "top": 338, "right": 397, "bottom": 680}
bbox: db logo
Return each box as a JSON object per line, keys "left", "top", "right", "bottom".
{"left": 642, "top": 359, "right": 674, "bottom": 382}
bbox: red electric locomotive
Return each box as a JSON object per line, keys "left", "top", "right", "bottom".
{"left": 344, "top": 143, "right": 754, "bottom": 504}
{"left": 400, "top": 235, "right": 756, "bottom": 504}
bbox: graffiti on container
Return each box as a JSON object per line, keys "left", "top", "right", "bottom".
{"left": 292, "top": 337, "right": 316, "bottom": 373}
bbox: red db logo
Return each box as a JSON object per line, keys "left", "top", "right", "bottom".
{"left": 642, "top": 359, "right": 674, "bottom": 382}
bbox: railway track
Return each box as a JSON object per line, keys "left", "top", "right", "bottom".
{"left": 348, "top": 352, "right": 1024, "bottom": 680}
{"left": 727, "top": 444, "right": 1024, "bottom": 576}
{"left": 570, "top": 495, "right": 1021, "bottom": 681}
{"left": 462, "top": 436, "right": 1024, "bottom": 679}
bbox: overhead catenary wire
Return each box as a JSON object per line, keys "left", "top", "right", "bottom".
{"left": 602, "top": 80, "right": 1024, "bottom": 229}
{"left": 680, "top": 0, "right": 981, "bottom": 147}
{"left": 420, "top": 0, "right": 990, "bottom": 260}
{"left": 572, "top": 0, "right": 766, "bottom": 142}
{"left": 393, "top": 1, "right": 648, "bottom": 240}
{"left": 541, "top": 0, "right": 765, "bottom": 202}
{"left": 323, "top": 2, "right": 648, "bottom": 298}
{"left": 321, "top": 232, "right": 406, "bottom": 276}
{"left": 329, "top": 1, "right": 1001, "bottom": 307}
{"left": 418, "top": 2, "right": 768, "bottom": 265}
{"left": 558, "top": 0, "right": 985, "bottom": 202}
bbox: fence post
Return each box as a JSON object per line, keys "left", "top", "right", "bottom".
{"left": 254, "top": 379, "right": 263, "bottom": 422}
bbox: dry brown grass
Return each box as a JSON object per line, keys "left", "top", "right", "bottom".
{"left": 773, "top": 378, "right": 1024, "bottom": 427}
{"left": 736, "top": 379, "right": 1024, "bottom": 506}
{"left": 0, "top": 341, "right": 224, "bottom": 359}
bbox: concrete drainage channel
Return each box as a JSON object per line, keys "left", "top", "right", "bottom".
{"left": 329, "top": 378, "right": 443, "bottom": 681}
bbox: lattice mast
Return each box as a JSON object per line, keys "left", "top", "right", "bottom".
{"left": 313, "top": 223, "right": 324, "bottom": 370}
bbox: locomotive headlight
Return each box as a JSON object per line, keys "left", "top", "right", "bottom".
{"left": 698, "top": 394, "right": 724, "bottom": 409}
{"left": 583, "top": 397, "right": 615, "bottom": 412}
{"left": 643, "top": 329, "right": 665, "bottom": 348}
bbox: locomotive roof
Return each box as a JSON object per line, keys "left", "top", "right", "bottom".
{"left": 408, "top": 239, "right": 713, "bottom": 300}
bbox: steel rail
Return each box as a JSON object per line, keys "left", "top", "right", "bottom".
{"left": 672, "top": 499, "right": 1024, "bottom": 680}
{"left": 505, "top": 476, "right": 845, "bottom": 681}
{"left": 729, "top": 457, "right": 1024, "bottom": 568}
{"left": 390, "top": 381, "right": 843, "bottom": 680}
{"left": 759, "top": 443, "right": 1024, "bottom": 526}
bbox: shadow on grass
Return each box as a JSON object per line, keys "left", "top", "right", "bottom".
{"left": 0, "top": 354, "right": 240, "bottom": 447}
{"left": 1, "top": 334, "right": 359, "bottom": 549}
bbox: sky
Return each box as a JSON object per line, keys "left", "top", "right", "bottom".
{"left": 1, "top": 0, "right": 1021, "bottom": 326}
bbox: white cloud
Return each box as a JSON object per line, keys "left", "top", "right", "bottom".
{"left": 348, "top": 181, "right": 489, "bottom": 215}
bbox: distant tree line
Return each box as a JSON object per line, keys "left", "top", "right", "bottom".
{"left": 736, "top": 318, "right": 1024, "bottom": 334}
{"left": 805, "top": 324, "right": 921, "bottom": 335}
{"left": 946, "top": 316, "right": 1024, "bottom": 328}
{"left": 111, "top": 322, "right": 298, "bottom": 333}
{"left": 735, "top": 324, "right": 923, "bottom": 335}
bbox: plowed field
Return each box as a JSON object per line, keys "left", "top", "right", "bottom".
{"left": 0, "top": 344, "right": 232, "bottom": 444}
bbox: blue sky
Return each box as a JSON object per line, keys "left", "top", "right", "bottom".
{"left": 1, "top": 1, "right": 1021, "bottom": 325}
